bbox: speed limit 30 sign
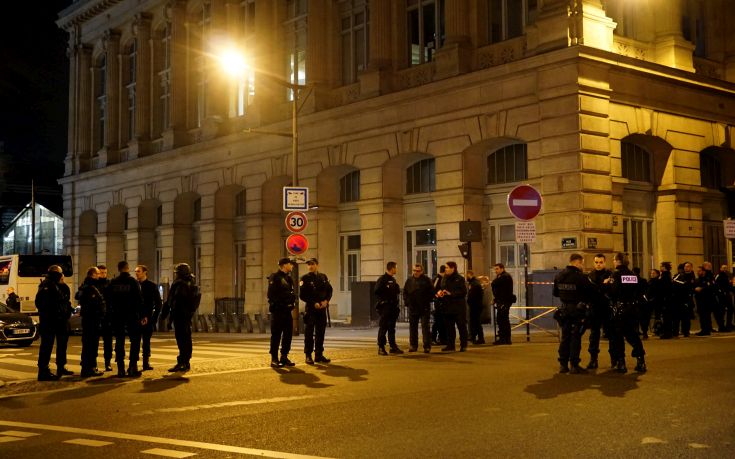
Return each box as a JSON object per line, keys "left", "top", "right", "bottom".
{"left": 285, "top": 211, "right": 308, "bottom": 233}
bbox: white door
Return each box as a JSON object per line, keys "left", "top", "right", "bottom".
{"left": 491, "top": 222, "right": 529, "bottom": 307}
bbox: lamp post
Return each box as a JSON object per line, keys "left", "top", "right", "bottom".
{"left": 219, "top": 48, "right": 310, "bottom": 334}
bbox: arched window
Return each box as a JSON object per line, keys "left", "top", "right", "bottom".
{"left": 235, "top": 190, "right": 247, "bottom": 217}
{"left": 406, "top": 158, "right": 435, "bottom": 194}
{"left": 487, "top": 143, "right": 527, "bottom": 185}
{"left": 340, "top": 170, "right": 360, "bottom": 203}
{"left": 700, "top": 150, "right": 722, "bottom": 189}
{"left": 621, "top": 141, "right": 651, "bottom": 183}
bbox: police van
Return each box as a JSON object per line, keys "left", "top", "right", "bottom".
{"left": 0, "top": 254, "right": 74, "bottom": 318}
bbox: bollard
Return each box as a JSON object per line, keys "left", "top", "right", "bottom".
{"left": 243, "top": 313, "right": 254, "bottom": 333}
{"left": 230, "top": 313, "right": 241, "bottom": 333}
{"left": 207, "top": 313, "right": 217, "bottom": 332}
{"left": 198, "top": 314, "right": 209, "bottom": 333}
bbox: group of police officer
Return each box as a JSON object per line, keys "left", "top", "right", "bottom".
{"left": 36, "top": 261, "right": 198, "bottom": 381}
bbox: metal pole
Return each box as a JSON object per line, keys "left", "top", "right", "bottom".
{"left": 524, "top": 243, "right": 530, "bottom": 342}
{"left": 467, "top": 242, "right": 472, "bottom": 271}
{"left": 291, "top": 89, "right": 300, "bottom": 336}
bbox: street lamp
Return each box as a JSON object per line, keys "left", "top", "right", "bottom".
{"left": 218, "top": 47, "right": 311, "bottom": 334}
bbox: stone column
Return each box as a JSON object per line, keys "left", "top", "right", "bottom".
{"left": 77, "top": 45, "right": 93, "bottom": 172}
{"left": 213, "top": 218, "right": 235, "bottom": 298}
{"left": 65, "top": 32, "right": 78, "bottom": 176}
{"left": 305, "top": 0, "right": 335, "bottom": 110}
{"left": 251, "top": 0, "right": 282, "bottom": 124}
{"left": 359, "top": 198, "right": 403, "bottom": 281}
{"left": 130, "top": 13, "right": 152, "bottom": 158}
{"left": 434, "top": 0, "right": 472, "bottom": 80}
{"left": 163, "top": 0, "right": 188, "bottom": 150}
{"left": 360, "top": 0, "right": 392, "bottom": 96}
{"left": 570, "top": 0, "right": 616, "bottom": 51}
{"left": 196, "top": 217, "right": 216, "bottom": 314}
{"left": 653, "top": 0, "right": 695, "bottom": 71}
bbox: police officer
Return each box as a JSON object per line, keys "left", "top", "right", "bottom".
{"left": 267, "top": 258, "right": 296, "bottom": 367}
{"left": 97, "top": 264, "right": 114, "bottom": 371}
{"left": 553, "top": 254, "right": 594, "bottom": 374}
{"left": 437, "top": 261, "right": 468, "bottom": 352}
{"left": 491, "top": 263, "right": 514, "bottom": 345}
{"left": 431, "top": 265, "right": 447, "bottom": 345}
{"left": 107, "top": 261, "right": 144, "bottom": 377}
{"left": 466, "top": 270, "right": 485, "bottom": 345}
{"left": 77, "top": 266, "right": 106, "bottom": 377}
{"left": 135, "top": 265, "right": 162, "bottom": 371}
{"left": 694, "top": 263, "right": 719, "bottom": 336}
{"left": 35, "top": 265, "right": 74, "bottom": 381}
{"left": 403, "top": 264, "right": 434, "bottom": 353}
{"left": 605, "top": 253, "right": 646, "bottom": 373}
{"left": 164, "top": 263, "right": 200, "bottom": 372}
{"left": 375, "top": 261, "right": 403, "bottom": 355}
{"left": 715, "top": 264, "right": 734, "bottom": 332}
{"left": 300, "top": 258, "right": 333, "bottom": 364}
{"left": 586, "top": 254, "right": 612, "bottom": 369}
{"left": 5, "top": 287, "right": 19, "bottom": 312}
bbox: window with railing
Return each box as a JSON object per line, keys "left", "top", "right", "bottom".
{"left": 487, "top": 143, "right": 527, "bottom": 185}
{"left": 340, "top": 0, "right": 369, "bottom": 84}
{"left": 407, "top": 0, "right": 444, "bottom": 66}
{"left": 406, "top": 158, "right": 436, "bottom": 194}
{"left": 340, "top": 170, "right": 360, "bottom": 203}
{"left": 621, "top": 141, "right": 651, "bottom": 183}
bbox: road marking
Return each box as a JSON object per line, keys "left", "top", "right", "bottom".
{"left": 64, "top": 438, "right": 114, "bottom": 447}
{"left": 0, "top": 420, "right": 334, "bottom": 459}
{"left": 0, "top": 436, "right": 24, "bottom": 443}
{"left": 689, "top": 443, "right": 710, "bottom": 449}
{"left": 0, "top": 430, "right": 40, "bottom": 437}
{"left": 131, "top": 395, "right": 319, "bottom": 416}
{"left": 641, "top": 437, "right": 667, "bottom": 444}
{"left": 142, "top": 448, "right": 197, "bottom": 457}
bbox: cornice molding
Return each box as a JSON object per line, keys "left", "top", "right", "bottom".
{"left": 57, "top": 0, "right": 125, "bottom": 31}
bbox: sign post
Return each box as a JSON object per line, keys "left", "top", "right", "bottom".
{"left": 507, "top": 184, "right": 543, "bottom": 342}
{"left": 282, "top": 187, "right": 310, "bottom": 335}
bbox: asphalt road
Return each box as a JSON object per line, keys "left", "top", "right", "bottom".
{"left": 0, "top": 328, "right": 734, "bottom": 458}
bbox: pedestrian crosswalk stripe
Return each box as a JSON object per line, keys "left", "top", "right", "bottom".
{"left": 0, "top": 430, "right": 40, "bottom": 437}
{"left": 141, "top": 448, "right": 197, "bottom": 458}
{"left": 0, "top": 436, "right": 24, "bottom": 443}
{"left": 64, "top": 438, "right": 113, "bottom": 447}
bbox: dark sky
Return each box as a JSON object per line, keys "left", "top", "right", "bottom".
{"left": 0, "top": 1, "right": 71, "bottom": 213}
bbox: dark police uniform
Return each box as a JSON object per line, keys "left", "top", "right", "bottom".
{"left": 300, "top": 265, "right": 333, "bottom": 363}
{"left": 98, "top": 276, "right": 114, "bottom": 370}
{"left": 553, "top": 264, "right": 594, "bottom": 372}
{"left": 163, "top": 264, "right": 200, "bottom": 371}
{"left": 670, "top": 269, "right": 694, "bottom": 337}
{"left": 403, "top": 272, "right": 434, "bottom": 352}
{"left": 267, "top": 261, "right": 296, "bottom": 366}
{"left": 375, "top": 271, "right": 402, "bottom": 354}
{"left": 140, "top": 278, "right": 162, "bottom": 370}
{"left": 695, "top": 269, "right": 719, "bottom": 335}
{"left": 35, "top": 270, "right": 73, "bottom": 381}
{"left": 491, "top": 270, "right": 514, "bottom": 344}
{"left": 440, "top": 270, "right": 469, "bottom": 351}
{"left": 431, "top": 272, "right": 447, "bottom": 345}
{"left": 466, "top": 276, "right": 485, "bottom": 345}
{"left": 107, "top": 271, "right": 144, "bottom": 376}
{"left": 715, "top": 270, "right": 734, "bottom": 331}
{"left": 77, "top": 276, "right": 106, "bottom": 376}
{"left": 587, "top": 267, "right": 612, "bottom": 366}
{"left": 607, "top": 264, "right": 646, "bottom": 373}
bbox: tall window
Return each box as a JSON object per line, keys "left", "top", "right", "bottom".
{"left": 340, "top": 0, "right": 369, "bottom": 85}
{"left": 231, "top": 0, "right": 256, "bottom": 117}
{"left": 284, "top": 0, "right": 308, "bottom": 100}
{"left": 196, "top": 4, "right": 212, "bottom": 127}
{"left": 235, "top": 190, "right": 247, "bottom": 217}
{"left": 623, "top": 218, "right": 653, "bottom": 272}
{"left": 406, "top": 228, "right": 437, "bottom": 279}
{"left": 406, "top": 158, "right": 436, "bottom": 194}
{"left": 704, "top": 222, "right": 727, "bottom": 268}
{"left": 157, "top": 23, "right": 172, "bottom": 136}
{"left": 700, "top": 150, "right": 722, "bottom": 189}
{"left": 488, "top": 0, "right": 537, "bottom": 44}
{"left": 193, "top": 198, "right": 202, "bottom": 222}
{"left": 234, "top": 242, "right": 247, "bottom": 297}
{"left": 487, "top": 143, "right": 528, "bottom": 185}
{"left": 407, "top": 0, "right": 444, "bottom": 66}
{"left": 340, "top": 170, "right": 360, "bottom": 203}
{"left": 95, "top": 54, "right": 107, "bottom": 151}
{"left": 126, "top": 40, "right": 137, "bottom": 142}
{"left": 621, "top": 141, "right": 651, "bottom": 183}
{"left": 340, "top": 234, "right": 361, "bottom": 291}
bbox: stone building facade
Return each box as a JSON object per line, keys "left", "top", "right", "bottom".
{"left": 57, "top": 0, "right": 735, "bottom": 318}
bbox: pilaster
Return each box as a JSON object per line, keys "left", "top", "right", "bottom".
{"left": 163, "top": 0, "right": 189, "bottom": 150}
{"left": 103, "top": 30, "right": 121, "bottom": 164}
{"left": 653, "top": 0, "right": 695, "bottom": 71}
{"left": 130, "top": 13, "right": 152, "bottom": 158}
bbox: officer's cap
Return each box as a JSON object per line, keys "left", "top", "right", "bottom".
{"left": 306, "top": 258, "right": 318, "bottom": 265}
{"left": 278, "top": 257, "right": 294, "bottom": 266}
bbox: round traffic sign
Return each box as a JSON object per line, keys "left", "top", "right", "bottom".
{"left": 507, "top": 184, "right": 542, "bottom": 221}
{"left": 285, "top": 233, "right": 309, "bottom": 255}
{"left": 285, "top": 211, "right": 308, "bottom": 233}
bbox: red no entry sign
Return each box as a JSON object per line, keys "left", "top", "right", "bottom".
{"left": 507, "top": 184, "right": 542, "bottom": 221}
{"left": 286, "top": 233, "right": 309, "bottom": 255}
{"left": 285, "top": 211, "right": 308, "bottom": 233}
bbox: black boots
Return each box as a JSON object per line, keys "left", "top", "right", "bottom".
{"left": 127, "top": 363, "right": 142, "bottom": 377}
{"left": 389, "top": 347, "right": 404, "bottom": 354}
{"left": 80, "top": 368, "right": 103, "bottom": 377}
{"left": 104, "top": 360, "right": 113, "bottom": 372}
{"left": 57, "top": 367, "right": 74, "bottom": 376}
{"left": 37, "top": 368, "right": 60, "bottom": 381}
{"left": 280, "top": 356, "right": 296, "bottom": 367}
{"left": 586, "top": 358, "right": 598, "bottom": 370}
{"left": 634, "top": 356, "right": 647, "bottom": 373}
{"left": 570, "top": 365, "right": 587, "bottom": 374}
{"left": 305, "top": 353, "right": 314, "bottom": 365}
{"left": 142, "top": 357, "right": 153, "bottom": 371}
{"left": 117, "top": 363, "right": 126, "bottom": 377}
{"left": 314, "top": 354, "right": 331, "bottom": 363}
{"left": 559, "top": 362, "right": 569, "bottom": 374}
{"left": 378, "top": 346, "right": 388, "bottom": 356}
{"left": 168, "top": 362, "right": 191, "bottom": 372}
{"left": 615, "top": 358, "right": 628, "bottom": 373}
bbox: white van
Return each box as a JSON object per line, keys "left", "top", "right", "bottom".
{"left": 0, "top": 254, "right": 74, "bottom": 317}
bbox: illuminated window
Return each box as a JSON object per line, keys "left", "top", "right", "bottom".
{"left": 487, "top": 143, "right": 527, "bottom": 185}
{"left": 407, "top": 0, "right": 444, "bottom": 66}
{"left": 284, "top": 0, "right": 308, "bottom": 100}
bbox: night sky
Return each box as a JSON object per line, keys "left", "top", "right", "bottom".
{"left": 0, "top": 0, "right": 71, "bottom": 219}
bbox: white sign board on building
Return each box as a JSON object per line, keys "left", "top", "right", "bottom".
{"left": 725, "top": 219, "right": 735, "bottom": 239}
{"left": 515, "top": 221, "right": 537, "bottom": 243}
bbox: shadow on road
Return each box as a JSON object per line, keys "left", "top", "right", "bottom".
{"left": 40, "top": 379, "right": 124, "bottom": 405}
{"left": 315, "top": 364, "right": 368, "bottom": 382}
{"left": 139, "top": 374, "right": 191, "bottom": 393}
{"left": 272, "top": 366, "right": 333, "bottom": 389}
{"left": 524, "top": 370, "right": 641, "bottom": 399}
